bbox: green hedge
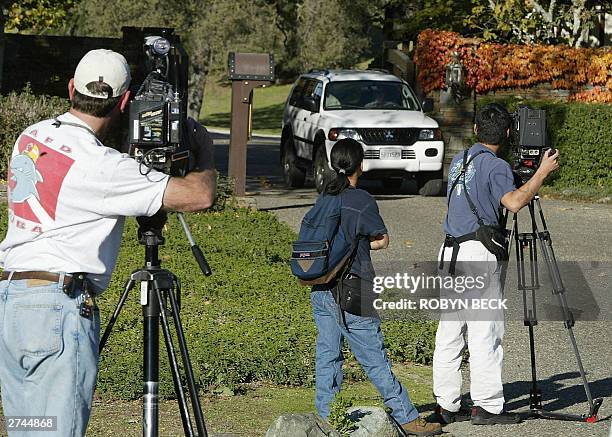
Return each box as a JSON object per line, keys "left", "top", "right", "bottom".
{"left": 0, "top": 87, "right": 70, "bottom": 178}
{"left": 0, "top": 205, "right": 436, "bottom": 399}
{"left": 476, "top": 97, "right": 612, "bottom": 193}
{"left": 94, "top": 209, "right": 316, "bottom": 399}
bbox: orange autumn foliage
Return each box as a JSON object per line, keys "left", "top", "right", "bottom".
{"left": 414, "top": 29, "right": 612, "bottom": 103}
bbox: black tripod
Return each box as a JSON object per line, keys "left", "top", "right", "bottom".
{"left": 99, "top": 211, "right": 212, "bottom": 437}
{"left": 507, "top": 195, "right": 603, "bottom": 423}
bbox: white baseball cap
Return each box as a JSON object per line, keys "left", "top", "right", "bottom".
{"left": 74, "top": 49, "right": 131, "bottom": 99}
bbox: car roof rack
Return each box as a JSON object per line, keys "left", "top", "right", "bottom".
{"left": 307, "top": 69, "right": 330, "bottom": 75}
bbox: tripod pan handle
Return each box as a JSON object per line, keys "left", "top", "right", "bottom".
{"left": 192, "top": 244, "right": 212, "bottom": 276}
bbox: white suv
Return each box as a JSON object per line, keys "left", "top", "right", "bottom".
{"left": 280, "top": 69, "right": 444, "bottom": 194}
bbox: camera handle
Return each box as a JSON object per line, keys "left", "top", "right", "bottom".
{"left": 177, "top": 212, "right": 212, "bottom": 276}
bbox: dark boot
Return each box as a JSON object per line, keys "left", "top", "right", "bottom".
{"left": 430, "top": 404, "right": 471, "bottom": 425}
{"left": 471, "top": 406, "right": 522, "bottom": 425}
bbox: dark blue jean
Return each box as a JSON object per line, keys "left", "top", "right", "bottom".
{"left": 311, "top": 290, "right": 419, "bottom": 425}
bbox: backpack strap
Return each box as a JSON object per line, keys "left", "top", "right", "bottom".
{"left": 333, "top": 189, "right": 363, "bottom": 330}
{"left": 332, "top": 236, "right": 361, "bottom": 330}
{"left": 460, "top": 150, "right": 486, "bottom": 227}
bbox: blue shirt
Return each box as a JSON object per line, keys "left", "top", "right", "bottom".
{"left": 444, "top": 143, "right": 516, "bottom": 237}
{"left": 339, "top": 187, "right": 387, "bottom": 280}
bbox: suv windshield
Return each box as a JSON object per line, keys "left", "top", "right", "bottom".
{"left": 324, "top": 80, "right": 420, "bottom": 111}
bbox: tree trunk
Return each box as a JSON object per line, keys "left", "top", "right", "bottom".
{"left": 571, "top": 0, "right": 586, "bottom": 47}
{"left": 0, "top": 4, "right": 5, "bottom": 93}
{"left": 186, "top": 46, "right": 210, "bottom": 121}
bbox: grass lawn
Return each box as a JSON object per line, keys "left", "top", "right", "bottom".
{"left": 87, "top": 363, "right": 434, "bottom": 436}
{"left": 200, "top": 77, "right": 291, "bottom": 136}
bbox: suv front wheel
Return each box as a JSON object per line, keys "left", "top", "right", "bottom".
{"left": 314, "top": 146, "right": 334, "bottom": 193}
{"left": 416, "top": 170, "right": 444, "bottom": 196}
{"left": 281, "top": 134, "right": 306, "bottom": 188}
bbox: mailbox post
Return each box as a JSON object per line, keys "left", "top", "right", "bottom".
{"left": 227, "top": 52, "right": 274, "bottom": 196}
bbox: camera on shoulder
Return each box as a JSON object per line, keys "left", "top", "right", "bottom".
{"left": 128, "top": 31, "right": 192, "bottom": 177}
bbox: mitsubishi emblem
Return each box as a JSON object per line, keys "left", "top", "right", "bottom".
{"left": 384, "top": 130, "right": 394, "bottom": 141}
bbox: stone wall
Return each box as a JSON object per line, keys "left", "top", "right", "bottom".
{"left": 431, "top": 90, "right": 475, "bottom": 178}
{"left": 483, "top": 84, "right": 571, "bottom": 101}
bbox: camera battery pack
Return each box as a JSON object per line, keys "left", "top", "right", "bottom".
{"left": 130, "top": 99, "right": 166, "bottom": 146}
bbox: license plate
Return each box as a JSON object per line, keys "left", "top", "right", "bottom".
{"left": 380, "top": 148, "right": 402, "bottom": 160}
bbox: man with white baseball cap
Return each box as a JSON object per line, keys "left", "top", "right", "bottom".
{"left": 0, "top": 49, "right": 216, "bottom": 436}
{"left": 73, "top": 49, "right": 132, "bottom": 99}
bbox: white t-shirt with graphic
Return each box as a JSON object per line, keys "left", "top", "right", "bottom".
{"left": 0, "top": 112, "right": 170, "bottom": 291}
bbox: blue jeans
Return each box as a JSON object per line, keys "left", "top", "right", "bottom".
{"left": 311, "top": 290, "right": 419, "bottom": 425}
{"left": 0, "top": 274, "right": 100, "bottom": 437}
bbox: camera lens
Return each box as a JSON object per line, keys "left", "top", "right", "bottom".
{"left": 152, "top": 38, "right": 171, "bottom": 56}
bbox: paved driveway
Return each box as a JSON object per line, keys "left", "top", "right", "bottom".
{"left": 213, "top": 131, "right": 612, "bottom": 437}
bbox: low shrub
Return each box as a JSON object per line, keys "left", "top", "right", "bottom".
{"left": 0, "top": 86, "right": 70, "bottom": 177}
{"left": 328, "top": 393, "right": 357, "bottom": 436}
{"left": 0, "top": 204, "right": 437, "bottom": 400}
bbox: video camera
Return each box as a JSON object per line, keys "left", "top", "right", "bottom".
{"left": 128, "top": 31, "right": 191, "bottom": 176}
{"left": 510, "top": 106, "right": 553, "bottom": 182}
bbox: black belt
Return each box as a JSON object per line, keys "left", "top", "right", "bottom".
{"left": 439, "top": 232, "right": 477, "bottom": 275}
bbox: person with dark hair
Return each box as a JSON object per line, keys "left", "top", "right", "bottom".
{"left": 0, "top": 49, "right": 216, "bottom": 436}
{"left": 311, "top": 138, "right": 442, "bottom": 436}
{"left": 432, "top": 104, "right": 559, "bottom": 426}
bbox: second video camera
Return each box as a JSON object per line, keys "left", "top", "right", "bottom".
{"left": 510, "top": 106, "right": 551, "bottom": 182}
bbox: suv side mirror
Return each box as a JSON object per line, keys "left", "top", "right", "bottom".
{"left": 422, "top": 98, "right": 434, "bottom": 113}
{"left": 303, "top": 96, "right": 319, "bottom": 113}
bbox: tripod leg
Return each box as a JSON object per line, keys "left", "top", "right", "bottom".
{"left": 168, "top": 278, "right": 208, "bottom": 437}
{"left": 531, "top": 198, "right": 602, "bottom": 421}
{"left": 535, "top": 230, "right": 596, "bottom": 415}
{"left": 100, "top": 278, "right": 135, "bottom": 353}
{"left": 143, "top": 282, "right": 161, "bottom": 437}
{"left": 154, "top": 286, "right": 195, "bottom": 437}
{"left": 515, "top": 212, "right": 543, "bottom": 412}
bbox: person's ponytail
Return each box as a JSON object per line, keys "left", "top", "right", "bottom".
{"left": 323, "top": 138, "right": 364, "bottom": 196}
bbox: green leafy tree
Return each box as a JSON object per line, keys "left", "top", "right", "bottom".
{"left": 1, "top": 0, "right": 77, "bottom": 33}
{"left": 296, "top": 0, "right": 386, "bottom": 72}
{"left": 258, "top": 0, "right": 303, "bottom": 79}
{"left": 465, "top": 0, "right": 600, "bottom": 47}
{"left": 389, "top": 0, "right": 475, "bottom": 40}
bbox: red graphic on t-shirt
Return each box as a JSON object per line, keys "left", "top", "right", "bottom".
{"left": 7, "top": 135, "right": 75, "bottom": 224}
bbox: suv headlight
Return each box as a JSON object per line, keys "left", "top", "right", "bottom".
{"left": 419, "top": 128, "right": 442, "bottom": 141}
{"left": 328, "top": 128, "right": 362, "bottom": 141}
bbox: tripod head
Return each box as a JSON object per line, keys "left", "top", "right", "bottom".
{"left": 137, "top": 211, "right": 167, "bottom": 246}
{"left": 136, "top": 210, "right": 212, "bottom": 276}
